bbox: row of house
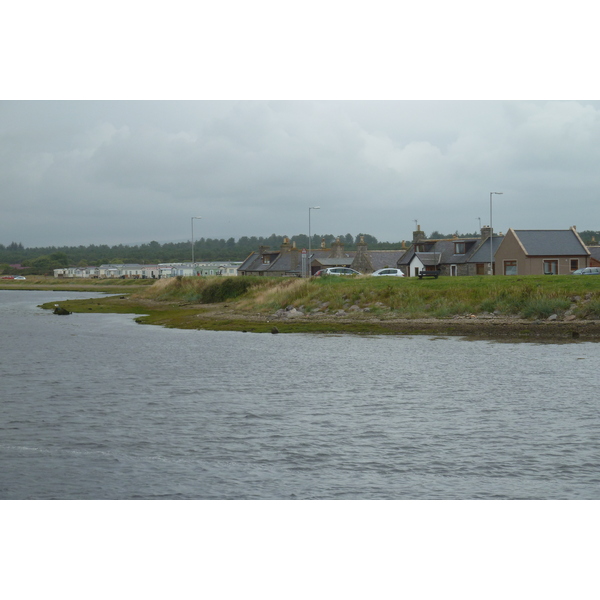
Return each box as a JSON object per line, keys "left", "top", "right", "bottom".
{"left": 237, "top": 226, "right": 600, "bottom": 277}
{"left": 52, "top": 226, "right": 600, "bottom": 280}
{"left": 238, "top": 236, "right": 407, "bottom": 277}
{"left": 54, "top": 261, "right": 242, "bottom": 279}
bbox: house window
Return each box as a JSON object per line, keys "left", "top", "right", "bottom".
{"left": 504, "top": 260, "right": 517, "bottom": 275}
{"left": 543, "top": 260, "right": 558, "bottom": 275}
{"left": 415, "top": 243, "right": 434, "bottom": 252}
{"left": 570, "top": 259, "right": 579, "bottom": 271}
{"left": 476, "top": 263, "right": 485, "bottom": 275}
{"left": 454, "top": 242, "right": 466, "bottom": 254}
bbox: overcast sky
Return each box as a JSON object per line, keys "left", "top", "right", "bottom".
{"left": 3, "top": 2, "right": 599, "bottom": 249}
{"left": 2, "top": 100, "right": 600, "bottom": 248}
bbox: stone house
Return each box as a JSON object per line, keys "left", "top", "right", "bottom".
{"left": 398, "top": 226, "right": 503, "bottom": 277}
{"left": 237, "top": 236, "right": 405, "bottom": 276}
{"left": 494, "top": 228, "right": 590, "bottom": 275}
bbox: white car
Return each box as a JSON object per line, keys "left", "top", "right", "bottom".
{"left": 371, "top": 268, "right": 404, "bottom": 277}
{"left": 315, "top": 267, "right": 361, "bottom": 276}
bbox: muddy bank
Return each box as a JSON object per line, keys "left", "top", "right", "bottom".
{"left": 121, "top": 297, "right": 600, "bottom": 340}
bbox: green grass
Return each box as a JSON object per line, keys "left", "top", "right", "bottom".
{"left": 35, "top": 274, "right": 600, "bottom": 339}
{"left": 128, "top": 273, "right": 600, "bottom": 320}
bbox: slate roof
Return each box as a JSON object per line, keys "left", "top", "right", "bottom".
{"left": 512, "top": 229, "right": 589, "bottom": 256}
{"left": 316, "top": 257, "right": 354, "bottom": 267}
{"left": 368, "top": 250, "right": 406, "bottom": 270}
{"left": 468, "top": 236, "right": 504, "bottom": 263}
{"left": 587, "top": 246, "right": 600, "bottom": 262}
{"left": 398, "top": 236, "right": 508, "bottom": 267}
{"left": 399, "top": 238, "right": 481, "bottom": 265}
{"left": 237, "top": 252, "right": 273, "bottom": 272}
{"left": 239, "top": 247, "right": 349, "bottom": 274}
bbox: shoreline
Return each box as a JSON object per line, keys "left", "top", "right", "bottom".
{"left": 6, "top": 283, "right": 600, "bottom": 341}
{"left": 198, "top": 305, "right": 600, "bottom": 340}
{"left": 47, "top": 294, "right": 600, "bottom": 341}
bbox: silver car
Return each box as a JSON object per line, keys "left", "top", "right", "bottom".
{"left": 572, "top": 267, "right": 600, "bottom": 275}
{"left": 315, "top": 267, "right": 361, "bottom": 276}
{"left": 371, "top": 268, "right": 404, "bottom": 277}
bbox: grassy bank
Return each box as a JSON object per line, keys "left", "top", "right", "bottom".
{"left": 132, "top": 274, "right": 600, "bottom": 320}
{"left": 35, "top": 274, "right": 600, "bottom": 338}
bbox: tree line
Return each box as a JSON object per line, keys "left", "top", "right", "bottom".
{"left": 3, "top": 230, "right": 600, "bottom": 275}
{"left": 0, "top": 233, "right": 392, "bottom": 275}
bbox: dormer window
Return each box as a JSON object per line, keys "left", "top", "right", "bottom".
{"left": 454, "top": 242, "right": 466, "bottom": 254}
{"left": 415, "top": 243, "right": 434, "bottom": 252}
{"left": 262, "top": 255, "right": 271, "bottom": 264}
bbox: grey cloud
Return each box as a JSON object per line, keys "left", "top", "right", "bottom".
{"left": 1, "top": 100, "right": 600, "bottom": 247}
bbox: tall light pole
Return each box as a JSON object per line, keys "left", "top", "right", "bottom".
{"left": 308, "top": 206, "right": 320, "bottom": 277}
{"left": 191, "top": 216, "right": 202, "bottom": 267}
{"left": 489, "top": 193, "right": 502, "bottom": 275}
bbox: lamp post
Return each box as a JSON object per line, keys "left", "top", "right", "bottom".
{"left": 191, "top": 216, "right": 202, "bottom": 268}
{"left": 307, "top": 206, "right": 320, "bottom": 277}
{"left": 489, "top": 193, "right": 502, "bottom": 275}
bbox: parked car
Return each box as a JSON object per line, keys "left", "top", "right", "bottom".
{"left": 572, "top": 267, "right": 600, "bottom": 275}
{"left": 314, "top": 267, "right": 361, "bottom": 276}
{"left": 14, "top": 276, "right": 26, "bottom": 280}
{"left": 371, "top": 268, "right": 404, "bottom": 277}
{"left": 1, "top": 276, "right": 14, "bottom": 279}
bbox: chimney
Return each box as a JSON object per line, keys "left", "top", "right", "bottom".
{"left": 290, "top": 242, "right": 300, "bottom": 270}
{"left": 480, "top": 226, "right": 492, "bottom": 241}
{"left": 352, "top": 235, "right": 374, "bottom": 274}
{"left": 259, "top": 245, "right": 270, "bottom": 254}
{"left": 280, "top": 237, "right": 292, "bottom": 252}
{"left": 329, "top": 237, "right": 345, "bottom": 258}
{"left": 413, "top": 225, "right": 425, "bottom": 244}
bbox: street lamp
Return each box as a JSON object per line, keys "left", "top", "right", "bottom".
{"left": 191, "top": 216, "right": 202, "bottom": 266}
{"left": 307, "top": 206, "right": 320, "bottom": 277}
{"left": 489, "top": 193, "right": 502, "bottom": 275}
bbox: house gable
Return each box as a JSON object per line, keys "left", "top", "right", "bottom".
{"left": 495, "top": 228, "right": 590, "bottom": 275}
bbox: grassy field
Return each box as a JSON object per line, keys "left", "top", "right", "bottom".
{"left": 131, "top": 274, "right": 600, "bottom": 320}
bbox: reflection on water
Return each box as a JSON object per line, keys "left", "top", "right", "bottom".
{"left": 1, "top": 290, "right": 599, "bottom": 499}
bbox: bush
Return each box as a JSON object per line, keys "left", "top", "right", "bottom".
{"left": 200, "top": 277, "right": 257, "bottom": 303}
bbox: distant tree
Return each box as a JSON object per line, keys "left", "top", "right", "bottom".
{"left": 355, "top": 233, "right": 378, "bottom": 245}
{"left": 580, "top": 230, "right": 600, "bottom": 245}
{"left": 50, "top": 251, "right": 69, "bottom": 266}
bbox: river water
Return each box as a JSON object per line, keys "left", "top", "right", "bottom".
{"left": 1, "top": 290, "right": 599, "bottom": 499}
